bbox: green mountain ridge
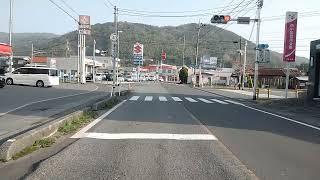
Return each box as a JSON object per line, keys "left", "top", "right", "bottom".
{"left": 0, "top": 23, "right": 308, "bottom": 67}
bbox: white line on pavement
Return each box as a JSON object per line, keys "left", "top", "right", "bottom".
{"left": 172, "top": 97, "right": 183, "bottom": 102}
{"left": 129, "top": 96, "right": 140, "bottom": 101}
{"left": 71, "top": 100, "right": 127, "bottom": 138}
{"left": 211, "top": 99, "right": 229, "bottom": 104}
{"left": 159, "top": 96, "right": 167, "bottom": 101}
{"left": 185, "top": 97, "right": 198, "bottom": 102}
{"left": 198, "top": 98, "right": 213, "bottom": 103}
{"left": 224, "top": 100, "right": 245, "bottom": 106}
{"left": 144, "top": 96, "right": 153, "bottom": 101}
{"left": 226, "top": 99, "right": 320, "bottom": 131}
{"left": 81, "top": 133, "right": 218, "bottom": 141}
{"left": 0, "top": 85, "right": 99, "bottom": 117}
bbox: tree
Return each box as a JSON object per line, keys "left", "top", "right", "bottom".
{"left": 179, "top": 67, "right": 188, "bottom": 84}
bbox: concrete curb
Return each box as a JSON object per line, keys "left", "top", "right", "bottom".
{"left": 0, "top": 90, "right": 129, "bottom": 161}
{"left": 0, "top": 109, "right": 87, "bottom": 161}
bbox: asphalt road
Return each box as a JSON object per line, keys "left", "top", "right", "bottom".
{"left": 26, "top": 82, "right": 255, "bottom": 180}
{"left": 0, "top": 83, "right": 113, "bottom": 142}
{"left": 26, "top": 82, "right": 320, "bottom": 180}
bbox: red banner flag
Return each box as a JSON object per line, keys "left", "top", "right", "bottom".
{"left": 283, "top": 12, "right": 298, "bottom": 62}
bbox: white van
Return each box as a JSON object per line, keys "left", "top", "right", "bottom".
{"left": 5, "top": 67, "right": 59, "bottom": 87}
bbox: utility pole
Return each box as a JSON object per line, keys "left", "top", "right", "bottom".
{"left": 242, "top": 41, "right": 248, "bottom": 90}
{"left": 195, "top": 22, "right": 205, "bottom": 86}
{"left": 77, "top": 30, "right": 80, "bottom": 83}
{"left": 182, "top": 34, "right": 186, "bottom": 66}
{"left": 31, "top": 43, "right": 34, "bottom": 65}
{"left": 253, "top": 0, "right": 263, "bottom": 100}
{"left": 8, "top": 0, "right": 13, "bottom": 72}
{"left": 93, "top": 39, "right": 96, "bottom": 83}
{"left": 112, "top": 6, "right": 118, "bottom": 96}
{"left": 66, "top": 40, "right": 70, "bottom": 57}
{"left": 238, "top": 37, "right": 242, "bottom": 90}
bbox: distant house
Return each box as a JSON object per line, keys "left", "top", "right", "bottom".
{"left": 246, "top": 68, "right": 302, "bottom": 89}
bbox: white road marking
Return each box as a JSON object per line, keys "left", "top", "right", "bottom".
{"left": 129, "top": 96, "right": 140, "bottom": 101}
{"left": 225, "top": 99, "right": 320, "bottom": 131}
{"left": 210, "top": 99, "right": 229, "bottom": 104}
{"left": 71, "top": 100, "right": 127, "bottom": 138}
{"left": 159, "top": 96, "right": 167, "bottom": 101}
{"left": 0, "top": 85, "right": 99, "bottom": 117}
{"left": 185, "top": 97, "right": 198, "bottom": 102}
{"left": 172, "top": 97, "right": 183, "bottom": 102}
{"left": 198, "top": 98, "right": 213, "bottom": 103}
{"left": 144, "top": 96, "right": 153, "bottom": 101}
{"left": 81, "top": 133, "right": 218, "bottom": 141}
{"left": 224, "top": 100, "right": 245, "bottom": 106}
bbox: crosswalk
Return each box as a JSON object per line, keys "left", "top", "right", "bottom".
{"left": 128, "top": 95, "right": 243, "bottom": 105}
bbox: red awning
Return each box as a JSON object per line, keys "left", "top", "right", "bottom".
{"left": 0, "top": 43, "right": 12, "bottom": 56}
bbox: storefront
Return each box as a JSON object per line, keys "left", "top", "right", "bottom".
{"left": 308, "top": 40, "right": 320, "bottom": 99}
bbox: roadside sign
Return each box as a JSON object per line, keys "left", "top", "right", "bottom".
{"left": 258, "top": 44, "right": 269, "bottom": 49}
{"left": 79, "top": 29, "right": 91, "bottom": 35}
{"left": 110, "top": 33, "right": 117, "bottom": 42}
{"left": 237, "top": 17, "right": 250, "bottom": 24}
{"left": 79, "top": 15, "right": 90, "bottom": 25}
{"left": 283, "top": 11, "right": 298, "bottom": 62}
{"left": 161, "top": 52, "right": 166, "bottom": 61}
{"left": 258, "top": 49, "right": 270, "bottom": 63}
{"left": 133, "top": 42, "right": 144, "bottom": 65}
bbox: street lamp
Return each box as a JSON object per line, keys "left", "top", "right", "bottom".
{"left": 8, "top": 0, "right": 14, "bottom": 72}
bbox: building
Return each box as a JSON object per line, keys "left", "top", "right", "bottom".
{"left": 308, "top": 40, "right": 320, "bottom": 99}
{"left": 193, "top": 68, "right": 234, "bottom": 86}
{"left": 246, "top": 68, "right": 301, "bottom": 89}
{"left": 144, "top": 64, "right": 178, "bottom": 81}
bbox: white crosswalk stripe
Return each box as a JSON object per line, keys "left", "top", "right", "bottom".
{"left": 145, "top": 96, "right": 153, "bottom": 101}
{"left": 210, "top": 99, "right": 229, "bottom": 104}
{"left": 172, "top": 97, "right": 183, "bottom": 102}
{"left": 185, "top": 97, "right": 198, "bottom": 102}
{"left": 159, "top": 96, "right": 167, "bottom": 101}
{"left": 129, "top": 96, "right": 140, "bottom": 101}
{"left": 198, "top": 98, "right": 213, "bottom": 103}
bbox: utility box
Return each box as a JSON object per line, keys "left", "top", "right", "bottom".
{"left": 308, "top": 40, "right": 320, "bottom": 99}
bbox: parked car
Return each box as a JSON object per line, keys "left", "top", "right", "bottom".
{"left": 95, "top": 73, "right": 103, "bottom": 81}
{"left": 147, "top": 75, "right": 156, "bottom": 81}
{"left": 5, "top": 67, "right": 59, "bottom": 87}
{"left": 117, "top": 75, "right": 125, "bottom": 82}
{"left": 86, "top": 73, "right": 93, "bottom": 81}
{"left": 125, "top": 75, "right": 133, "bottom": 82}
{"left": 0, "top": 69, "right": 5, "bottom": 88}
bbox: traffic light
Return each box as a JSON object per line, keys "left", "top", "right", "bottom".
{"left": 211, "top": 15, "right": 231, "bottom": 24}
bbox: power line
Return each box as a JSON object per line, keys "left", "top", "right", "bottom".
{"left": 48, "top": 0, "right": 79, "bottom": 24}
{"left": 118, "top": 1, "right": 248, "bottom": 14}
{"left": 58, "top": 0, "right": 79, "bottom": 16}
{"left": 105, "top": 0, "right": 114, "bottom": 7}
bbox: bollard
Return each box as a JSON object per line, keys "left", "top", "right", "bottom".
{"left": 256, "top": 89, "right": 259, "bottom": 99}
{"left": 267, "top": 88, "right": 270, "bottom": 99}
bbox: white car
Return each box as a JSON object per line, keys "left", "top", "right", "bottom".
{"left": 95, "top": 74, "right": 103, "bottom": 81}
{"left": 5, "top": 67, "right": 59, "bottom": 87}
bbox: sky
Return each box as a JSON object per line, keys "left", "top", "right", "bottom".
{"left": 0, "top": 0, "right": 319, "bottom": 58}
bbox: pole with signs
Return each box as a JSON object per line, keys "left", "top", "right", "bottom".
{"left": 78, "top": 15, "right": 91, "bottom": 84}
{"left": 242, "top": 41, "right": 248, "bottom": 90}
{"left": 283, "top": 11, "right": 298, "bottom": 98}
{"left": 252, "top": 0, "right": 263, "bottom": 100}
{"left": 93, "top": 40, "right": 96, "bottom": 83}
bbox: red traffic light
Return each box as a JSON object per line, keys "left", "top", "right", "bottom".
{"left": 211, "top": 15, "right": 231, "bottom": 24}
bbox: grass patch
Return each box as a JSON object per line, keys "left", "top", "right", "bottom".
{"left": 104, "top": 97, "right": 120, "bottom": 109}
{"left": 58, "top": 111, "right": 98, "bottom": 135}
{"left": 12, "top": 145, "right": 39, "bottom": 160}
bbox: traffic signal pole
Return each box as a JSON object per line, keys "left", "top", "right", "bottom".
{"left": 253, "top": 0, "right": 263, "bottom": 100}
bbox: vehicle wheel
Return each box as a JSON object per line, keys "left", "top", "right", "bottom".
{"left": 36, "top": 80, "right": 44, "bottom": 87}
{"left": 6, "top": 78, "right": 13, "bottom": 85}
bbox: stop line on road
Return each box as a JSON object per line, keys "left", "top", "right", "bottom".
{"left": 128, "top": 95, "right": 243, "bottom": 105}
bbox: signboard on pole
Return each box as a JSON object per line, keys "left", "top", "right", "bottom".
{"left": 201, "top": 56, "right": 217, "bottom": 69}
{"left": 161, "top": 52, "right": 166, "bottom": 61}
{"left": 79, "top": 15, "right": 91, "bottom": 35}
{"left": 283, "top": 11, "right": 298, "bottom": 62}
{"left": 133, "top": 42, "right": 143, "bottom": 65}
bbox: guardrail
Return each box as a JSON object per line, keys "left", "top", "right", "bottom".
{"left": 255, "top": 88, "right": 271, "bottom": 99}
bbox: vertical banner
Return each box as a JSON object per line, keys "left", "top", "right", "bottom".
{"left": 283, "top": 11, "right": 298, "bottom": 62}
